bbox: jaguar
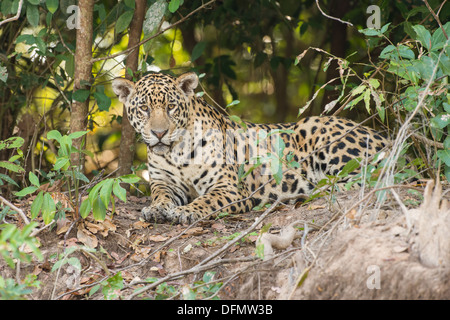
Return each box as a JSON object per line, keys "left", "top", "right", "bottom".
{"left": 112, "top": 72, "right": 387, "bottom": 224}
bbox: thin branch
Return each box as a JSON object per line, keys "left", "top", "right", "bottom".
{"left": 0, "top": 0, "right": 24, "bottom": 27}
{"left": 315, "top": 0, "right": 353, "bottom": 27}
{"left": 0, "top": 195, "right": 30, "bottom": 225}
{"left": 423, "top": 0, "right": 448, "bottom": 40}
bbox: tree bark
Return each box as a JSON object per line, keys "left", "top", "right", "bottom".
{"left": 117, "top": 0, "right": 146, "bottom": 177}
{"left": 320, "top": 0, "right": 350, "bottom": 110}
{"left": 70, "top": 0, "right": 94, "bottom": 170}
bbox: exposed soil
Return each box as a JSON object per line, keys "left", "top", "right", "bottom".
{"left": 1, "top": 181, "right": 449, "bottom": 300}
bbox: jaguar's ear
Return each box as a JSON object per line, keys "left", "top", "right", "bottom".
{"left": 176, "top": 72, "right": 198, "bottom": 97}
{"left": 112, "top": 78, "right": 135, "bottom": 104}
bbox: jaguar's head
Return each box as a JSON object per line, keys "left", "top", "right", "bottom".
{"left": 112, "top": 72, "right": 198, "bottom": 155}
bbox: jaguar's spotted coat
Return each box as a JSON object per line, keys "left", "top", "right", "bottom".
{"left": 112, "top": 72, "right": 387, "bottom": 224}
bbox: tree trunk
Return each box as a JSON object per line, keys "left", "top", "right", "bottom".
{"left": 320, "top": 0, "right": 350, "bottom": 110}
{"left": 270, "top": 27, "right": 293, "bottom": 123}
{"left": 70, "top": 0, "right": 94, "bottom": 170}
{"left": 117, "top": 0, "right": 146, "bottom": 177}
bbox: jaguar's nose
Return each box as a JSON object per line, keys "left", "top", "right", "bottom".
{"left": 151, "top": 129, "right": 168, "bottom": 140}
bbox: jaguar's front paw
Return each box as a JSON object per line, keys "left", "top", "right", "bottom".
{"left": 141, "top": 203, "right": 174, "bottom": 222}
{"left": 165, "top": 207, "right": 203, "bottom": 225}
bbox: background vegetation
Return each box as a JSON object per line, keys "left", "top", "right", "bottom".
{"left": 0, "top": 0, "right": 449, "bottom": 299}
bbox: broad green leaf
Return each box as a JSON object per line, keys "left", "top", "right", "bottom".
{"left": 79, "top": 198, "right": 92, "bottom": 219}
{"left": 92, "top": 196, "right": 106, "bottom": 221}
{"left": 115, "top": 10, "right": 134, "bottom": 34}
{"left": 26, "top": 4, "right": 39, "bottom": 27}
{"left": 431, "top": 113, "right": 450, "bottom": 129}
{"left": 143, "top": 0, "right": 167, "bottom": 35}
{"left": 113, "top": 180, "right": 127, "bottom": 202}
{"left": 124, "top": 0, "right": 135, "bottom": 9}
{"left": 412, "top": 25, "right": 431, "bottom": 50}
{"left": 351, "top": 84, "right": 366, "bottom": 96}
{"left": 226, "top": 100, "right": 240, "bottom": 108}
{"left": 29, "top": 171, "right": 40, "bottom": 187}
{"left": 15, "top": 186, "right": 38, "bottom": 197}
{"left": 191, "top": 41, "right": 206, "bottom": 62}
{"left": 68, "top": 131, "right": 88, "bottom": 140}
{"left": 42, "top": 192, "right": 56, "bottom": 224}
{"left": 431, "top": 22, "right": 450, "bottom": 51}
{"left": 99, "top": 179, "right": 114, "bottom": 208}
{"left": 72, "top": 89, "right": 90, "bottom": 102}
{"left": 47, "top": 130, "right": 62, "bottom": 142}
{"left": 0, "top": 161, "right": 24, "bottom": 173}
{"left": 168, "top": 0, "right": 180, "bottom": 13}
{"left": 380, "top": 23, "right": 391, "bottom": 34}
{"left": 30, "top": 191, "right": 44, "bottom": 219}
{"left": 368, "top": 79, "right": 380, "bottom": 89}
{"left": 93, "top": 91, "right": 112, "bottom": 111}
{"left": 338, "top": 158, "right": 361, "bottom": 177}
{"left": 27, "top": 0, "right": 40, "bottom": 5}
{"left": 0, "top": 173, "right": 20, "bottom": 187}
{"left": 88, "top": 179, "right": 108, "bottom": 205}
{"left": 119, "top": 174, "right": 141, "bottom": 184}
{"left": 437, "top": 149, "right": 450, "bottom": 166}
{"left": 73, "top": 170, "right": 90, "bottom": 183}
{"left": 46, "top": 0, "right": 59, "bottom": 14}
{"left": 53, "top": 157, "right": 70, "bottom": 171}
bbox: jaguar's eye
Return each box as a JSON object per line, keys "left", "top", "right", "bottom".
{"left": 141, "top": 105, "right": 149, "bottom": 111}
{"left": 167, "top": 104, "right": 177, "bottom": 110}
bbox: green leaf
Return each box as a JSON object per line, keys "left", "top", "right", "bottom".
{"left": 29, "top": 171, "right": 40, "bottom": 187}
{"left": 412, "top": 25, "right": 431, "bottom": 50}
{"left": 26, "top": 4, "right": 39, "bottom": 27}
{"left": 168, "top": 0, "right": 180, "bottom": 13}
{"left": 16, "top": 34, "right": 35, "bottom": 45}
{"left": 100, "top": 179, "right": 114, "bottom": 208}
{"left": 226, "top": 100, "right": 240, "bottom": 108}
{"left": 143, "top": 0, "right": 167, "bottom": 35}
{"left": 338, "top": 158, "right": 361, "bottom": 177}
{"left": 0, "top": 161, "right": 24, "bottom": 173}
{"left": 53, "top": 157, "right": 70, "bottom": 171}
{"left": 119, "top": 174, "right": 141, "bottom": 184}
{"left": 79, "top": 198, "right": 92, "bottom": 219}
{"left": 73, "top": 170, "right": 90, "bottom": 183}
{"left": 47, "top": 130, "right": 62, "bottom": 143}
{"left": 113, "top": 180, "right": 127, "bottom": 202}
{"left": 124, "top": 0, "right": 135, "bottom": 9}
{"left": 92, "top": 196, "right": 106, "bottom": 221}
{"left": 431, "top": 113, "right": 450, "bottom": 129}
{"left": 269, "top": 155, "right": 282, "bottom": 185}
{"left": 437, "top": 149, "right": 450, "bottom": 166}
{"left": 88, "top": 179, "right": 108, "bottom": 206}
{"left": 27, "top": 0, "right": 40, "bottom": 5}
{"left": 93, "top": 91, "right": 112, "bottom": 111}
{"left": 46, "top": 0, "right": 59, "bottom": 14}
{"left": 431, "top": 22, "right": 450, "bottom": 51}
{"left": 351, "top": 84, "right": 366, "bottom": 96}
{"left": 363, "top": 89, "right": 371, "bottom": 114}
{"left": 42, "top": 192, "right": 56, "bottom": 224}
{"left": 72, "top": 89, "right": 90, "bottom": 102}
{"left": 191, "top": 41, "right": 206, "bottom": 62}
{"left": 30, "top": 191, "right": 44, "bottom": 219}
{"left": 15, "top": 186, "right": 38, "bottom": 197}
{"left": 380, "top": 23, "right": 391, "bottom": 34}
{"left": 115, "top": 10, "right": 134, "bottom": 34}
{"left": 68, "top": 131, "right": 88, "bottom": 140}
{"left": 0, "top": 173, "right": 20, "bottom": 187}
